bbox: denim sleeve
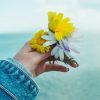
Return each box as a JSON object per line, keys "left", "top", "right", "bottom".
{"left": 0, "top": 58, "right": 39, "bottom": 100}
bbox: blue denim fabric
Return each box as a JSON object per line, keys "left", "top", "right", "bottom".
{"left": 0, "top": 59, "right": 39, "bottom": 100}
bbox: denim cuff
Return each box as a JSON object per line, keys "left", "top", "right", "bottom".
{"left": 7, "top": 58, "right": 33, "bottom": 78}
{"left": 7, "top": 58, "right": 40, "bottom": 89}
{"left": 0, "top": 59, "right": 40, "bottom": 100}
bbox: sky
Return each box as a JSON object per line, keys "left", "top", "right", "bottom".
{"left": 0, "top": 0, "right": 100, "bottom": 33}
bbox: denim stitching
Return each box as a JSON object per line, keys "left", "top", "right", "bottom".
{"left": 0, "top": 84, "right": 19, "bottom": 100}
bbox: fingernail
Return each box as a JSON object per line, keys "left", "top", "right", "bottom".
{"left": 71, "top": 62, "right": 79, "bottom": 68}
{"left": 66, "top": 68, "right": 69, "bottom": 72}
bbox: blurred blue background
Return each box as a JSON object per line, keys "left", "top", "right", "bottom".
{"left": 0, "top": 0, "right": 100, "bottom": 100}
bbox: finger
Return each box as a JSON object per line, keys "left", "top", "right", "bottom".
{"left": 70, "top": 62, "right": 79, "bottom": 68}
{"left": 55, "top": 57, "right": 79, "bottom": 68}
{"left": 41, "top": 55, "right": 79, "bottom": 68}
{"left": 21, "top": 41, "right": 32, "bottom": 52}
{"left": 44, "top": 64, "right": 69, "bottom": 72}
{"left": 66, "top": 59, "right": 79, "bottom": 68}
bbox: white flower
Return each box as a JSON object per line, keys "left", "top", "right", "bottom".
{"left": 41, "top": 31, "right": 57, "bottom": 47}
{"left": 51, "top": 44, "right": 72, "bottom": 61}
{"left": 41, "top": 31, "right": 79, "bottom": 61}
{"left": 51, "top": 45, "right": 64, "bottom": 61}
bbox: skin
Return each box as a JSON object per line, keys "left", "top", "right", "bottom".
{"left": 14, "top": 41, "right": 77, "bottom": 77}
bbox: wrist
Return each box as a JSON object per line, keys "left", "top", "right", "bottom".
{"left": 14, "top": 54, "right": 34, "bottom": 75}
{"left": 7, "top": 58, "right": 33, "bottom": 77}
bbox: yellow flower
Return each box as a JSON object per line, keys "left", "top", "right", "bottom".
{"left": 48, "top": 12, "right": 76, "bottom": 41}
{"left": 48, "top": 12, "right": 63, "bottom": 32}
{"left": 30, "top": 29, "right": 51, "bottom": 53}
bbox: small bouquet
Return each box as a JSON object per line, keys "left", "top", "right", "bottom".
{"left": 30, "top": 12, "right": 79, "bottom": 67}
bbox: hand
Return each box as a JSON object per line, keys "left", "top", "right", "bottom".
{"left": 14, "top": 41, "right": 70, "bottom": 77}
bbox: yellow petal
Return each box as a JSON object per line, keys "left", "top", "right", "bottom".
{"left": 56, "top": 13, "right": 63, "bottom": 20}
{"left": 62, "top": 18, "right": 70, "bottom": 23}
{"left": 55, "top": 32, "right": 63, "bottom": 41}
{"left": 48, "top": 12, "right": 56, "bottom": 21}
